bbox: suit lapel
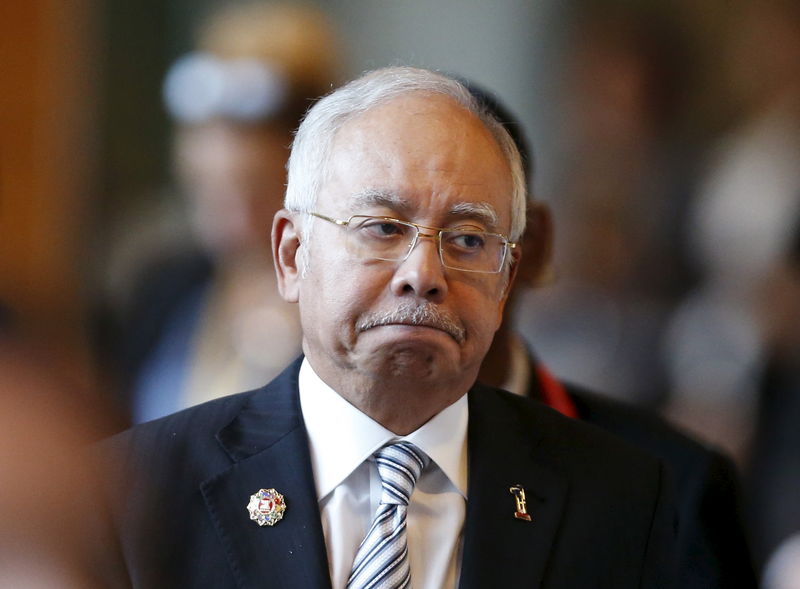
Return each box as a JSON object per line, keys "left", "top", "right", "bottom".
{"left": 201, "top": 359, "right": 332, "bottom": 589}
{"left": 459, "top": 385, "right": 568, "bottom": 589}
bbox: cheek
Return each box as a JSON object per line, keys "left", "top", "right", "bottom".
{"left": 300, "top": 254, "right": 378, "bottom": 334}
{"left": 458, "top": 277, "right": 508, "bottom": 324}
{"left": 472, "top": 300, "right": 504, "bottom": 339}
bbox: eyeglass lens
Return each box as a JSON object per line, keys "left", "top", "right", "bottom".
{"left": 343, "top": 216, "right": 506, "bottom": 273}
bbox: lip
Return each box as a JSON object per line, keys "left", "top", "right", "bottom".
{"left": 364, "top": 321, "right": 461, "bottom": 342}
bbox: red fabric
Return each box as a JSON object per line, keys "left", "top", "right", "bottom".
{"left": 535, "top": 363, "right": 579, "bottom": 419}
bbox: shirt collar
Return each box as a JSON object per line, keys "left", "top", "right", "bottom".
{"left": 298, "top": 358, "right": 469, "bottom": 501}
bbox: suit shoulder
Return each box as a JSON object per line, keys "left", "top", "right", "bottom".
{"left": 471, "top": 383, "right": 665, "bottom": 473}
{"left": 113, "top": 387, "right": 252, "bottom": 437}
{"left": 567, "top": 384, "right": 731, "bottom": 475}
{"left": 98, "top": 388, "right": 260, "bottom": 472}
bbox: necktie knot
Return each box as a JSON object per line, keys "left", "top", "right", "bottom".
{"left": 375, "top": 441, "right": 425, "bottom": 506}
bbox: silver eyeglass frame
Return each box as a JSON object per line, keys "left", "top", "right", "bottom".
{"left": 307, "top": 211, "right": 517, "bottom": 274}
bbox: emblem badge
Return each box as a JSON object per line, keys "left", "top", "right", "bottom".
{"left": 510, "top": 484, "right": 532, "bottom": 522}
{"left": 247, "top": 488, "right": 286, "bottom": 526}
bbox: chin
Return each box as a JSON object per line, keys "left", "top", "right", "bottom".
{"left": 386, "top": 350, "right": 439, "bottom": 379}
{"left": 349, "top": 325, "right": 476, "bottom": 384}
{"left": 361, "top": 343, "right": 460, "bottom": 382}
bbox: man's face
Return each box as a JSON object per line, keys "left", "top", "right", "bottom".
{"left": 285, "top": 93, "right": 517, "bottom": 392}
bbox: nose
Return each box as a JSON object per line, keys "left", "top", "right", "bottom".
{"left": 389, "top": 233, "right": 448, "bottom": 302}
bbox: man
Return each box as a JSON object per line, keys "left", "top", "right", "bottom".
{"left": 99, "top": 67, "right": 676, "bottom": 588}
{"left": 472, "top": 84, "right": 758, "bottom": 589}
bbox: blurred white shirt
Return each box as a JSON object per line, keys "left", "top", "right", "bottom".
{"left": 763, "top": 534, "right": 800, "bottom": 589}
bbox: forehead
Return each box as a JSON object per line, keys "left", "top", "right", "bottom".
{"left": 320, "top": 93, "right": 513, "bottom": 227}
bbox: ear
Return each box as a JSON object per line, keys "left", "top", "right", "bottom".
{"left": 495, "top": 241, "right": 522, "bottom": 325}
{"left": 272, "top": 209, "right": 303, "bottom": 303}
{"left": 518, "top": 201, "right": 555, "bottom": 287}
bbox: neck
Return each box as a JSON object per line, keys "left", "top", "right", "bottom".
{"left": 350, "top": 386, "right": 463, "bottom": 435}
{"left": 305, "top": 348, "right": 474, "bottom": 435}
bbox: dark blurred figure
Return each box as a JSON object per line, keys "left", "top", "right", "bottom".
{"left": 106, "top": 2, "right": 345, "bottom": 423}
{"left": 663, "top": 0, "right": 800, "bottom": 464}
{"left": 0, "top": 305, "right": 119, "bottom": 587}
{"left": 516, "top": 2, "right": 698, "bottom": 408}
{"left": 748, "top": 217, "right": 800, "bottom": 586}
{"left": 471, "top": 83, "right": 757, "bottom": 589}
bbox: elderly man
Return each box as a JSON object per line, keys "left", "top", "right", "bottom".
{"left": 99, "top": 67, "right": 675, "bottom": 588}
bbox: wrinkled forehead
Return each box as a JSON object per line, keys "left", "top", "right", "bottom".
{"left": 321, "top": 93, "right": 514, "bottom": 228}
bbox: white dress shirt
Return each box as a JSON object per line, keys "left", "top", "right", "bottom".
{"left": 299, "top": 358, "right": 469, "bottom": 589}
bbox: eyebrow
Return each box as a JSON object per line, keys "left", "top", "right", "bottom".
{"left": 350, "top": 189, "right": 411, "bottom": 211}
{"left": 349, "top": 188, "right": 500, "bottom": 230}
{"left": 448, "top": 202, "right": 499, "bottom": 230}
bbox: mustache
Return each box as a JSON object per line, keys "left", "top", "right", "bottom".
{"left": 356, "top": 303, "right": 466, "bottom": 343}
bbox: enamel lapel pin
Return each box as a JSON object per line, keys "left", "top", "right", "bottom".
{"left": 247, "top": 488, "right": 286, "bottom": 526}
{"left": 510, "top": 484, "right": 532, "bottom": 522}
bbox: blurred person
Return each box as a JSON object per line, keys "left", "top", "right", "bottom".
{"left": 472, "top": 83, "right": 757, "bottom": 589}
{"left": 111, "top": 2, "right": 345, "bottom": 423}
{"left": 516, "top": 3, "right": 698, "bottom": 407}
{"left": 96, "top": 66, "right": 677, "bottom": 588}
{"left": 662, "top": 0, "right": 800, "bottom": 461}
{"left": 0, "top": 308, "right": 120, "bottom": 587}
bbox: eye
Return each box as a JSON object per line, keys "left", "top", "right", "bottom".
{"left": 357, "top": 218, "right": 409, "bottom": 239}
{"left": 447, "top": 231, "right": 487, "bottom": 251}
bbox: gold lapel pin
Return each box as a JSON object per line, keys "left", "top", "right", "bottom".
{"left": 509, "top": 484, "right": 532, "bottom": 522}
{"left": 247, "top": 488, "right": 286, "bottom": 526}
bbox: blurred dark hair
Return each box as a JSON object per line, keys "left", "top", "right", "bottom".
{"left": 463, "top": 80, "right": 533, "bottom": 183}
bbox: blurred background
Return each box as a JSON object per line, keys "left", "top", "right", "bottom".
{"left": 2, "top": 0, "right": 800, "bottom": 585}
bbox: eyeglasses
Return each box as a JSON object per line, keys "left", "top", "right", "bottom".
{"left": 308, "top": 212, "right": 516, "bottom": 274}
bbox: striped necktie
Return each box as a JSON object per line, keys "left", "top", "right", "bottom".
{"left": 347, "top": 441, "right": 426, "bottom": 589}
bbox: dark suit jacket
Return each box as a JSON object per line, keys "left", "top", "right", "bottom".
{"left": 528, "top": 375, "right": 757, "bottom": 589}
{"left": 748, "top": 352, "right": 800, "bottom": 568}
{"left": 98, "top": 358, "right": 677, "bottom": 588}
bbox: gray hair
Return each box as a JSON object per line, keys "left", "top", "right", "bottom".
{"left": 285, "top": 66, "right": 527, "bottom": 245}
